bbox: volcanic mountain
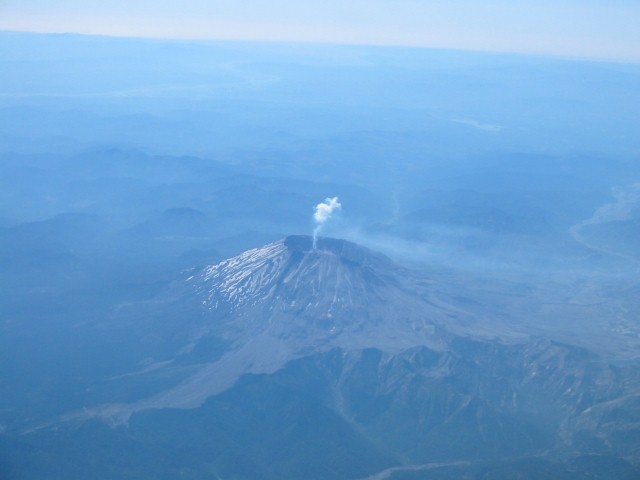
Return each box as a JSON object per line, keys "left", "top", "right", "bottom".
{"left": 85, "top": 235, "right": 471, "bottom": 423}
{"left": 191, "top": 235, "right": 461, "bottom": 350}
{"left": 25, "top": 236, "right": 640, "bottom": 479}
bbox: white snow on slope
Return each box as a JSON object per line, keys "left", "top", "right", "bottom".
{"left": 198, "top": 240, "right": 289, "bottom": 310}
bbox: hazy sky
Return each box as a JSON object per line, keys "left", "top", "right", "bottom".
{"left": 1, "top": 0, "right": 639, "bottom": 61}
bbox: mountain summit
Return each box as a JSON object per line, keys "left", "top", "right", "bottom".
{"left": 197, "top": 235, "right": 397, "bottom": 315}
{"left": 192, "top": 235, "right": 452, "bottom": 348}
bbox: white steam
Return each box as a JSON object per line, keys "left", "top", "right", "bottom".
{"left": 313, "top": 196, "right": 342, "bottom": 248}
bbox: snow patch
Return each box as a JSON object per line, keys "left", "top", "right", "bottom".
{"left": 199, "top": 240, "right": 289, "bottom": 310}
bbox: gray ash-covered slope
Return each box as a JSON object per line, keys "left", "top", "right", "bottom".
{"left": 192, "top": 235, "right": 457, "bottom": 349}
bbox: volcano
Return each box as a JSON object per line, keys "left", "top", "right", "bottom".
{"left": 87, "top": 236, "right": 466, "bottom": 422}
{"left": 24, "top": 236, "right": 640, "bottom": 479}
{"left": 192, "top": 235, "right": 458, "bottom": 350}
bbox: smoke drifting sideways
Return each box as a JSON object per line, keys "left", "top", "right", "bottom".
{"left": 313, "top": 197, "right": 342, "bottom": 248}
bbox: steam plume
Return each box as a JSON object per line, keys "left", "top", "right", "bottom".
{"left": 313, "top": 196, "right": 342, "bottom": 248}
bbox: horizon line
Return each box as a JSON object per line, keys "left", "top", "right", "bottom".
{"left": 2, "top": 28, "right": 639, "bottom": 66}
